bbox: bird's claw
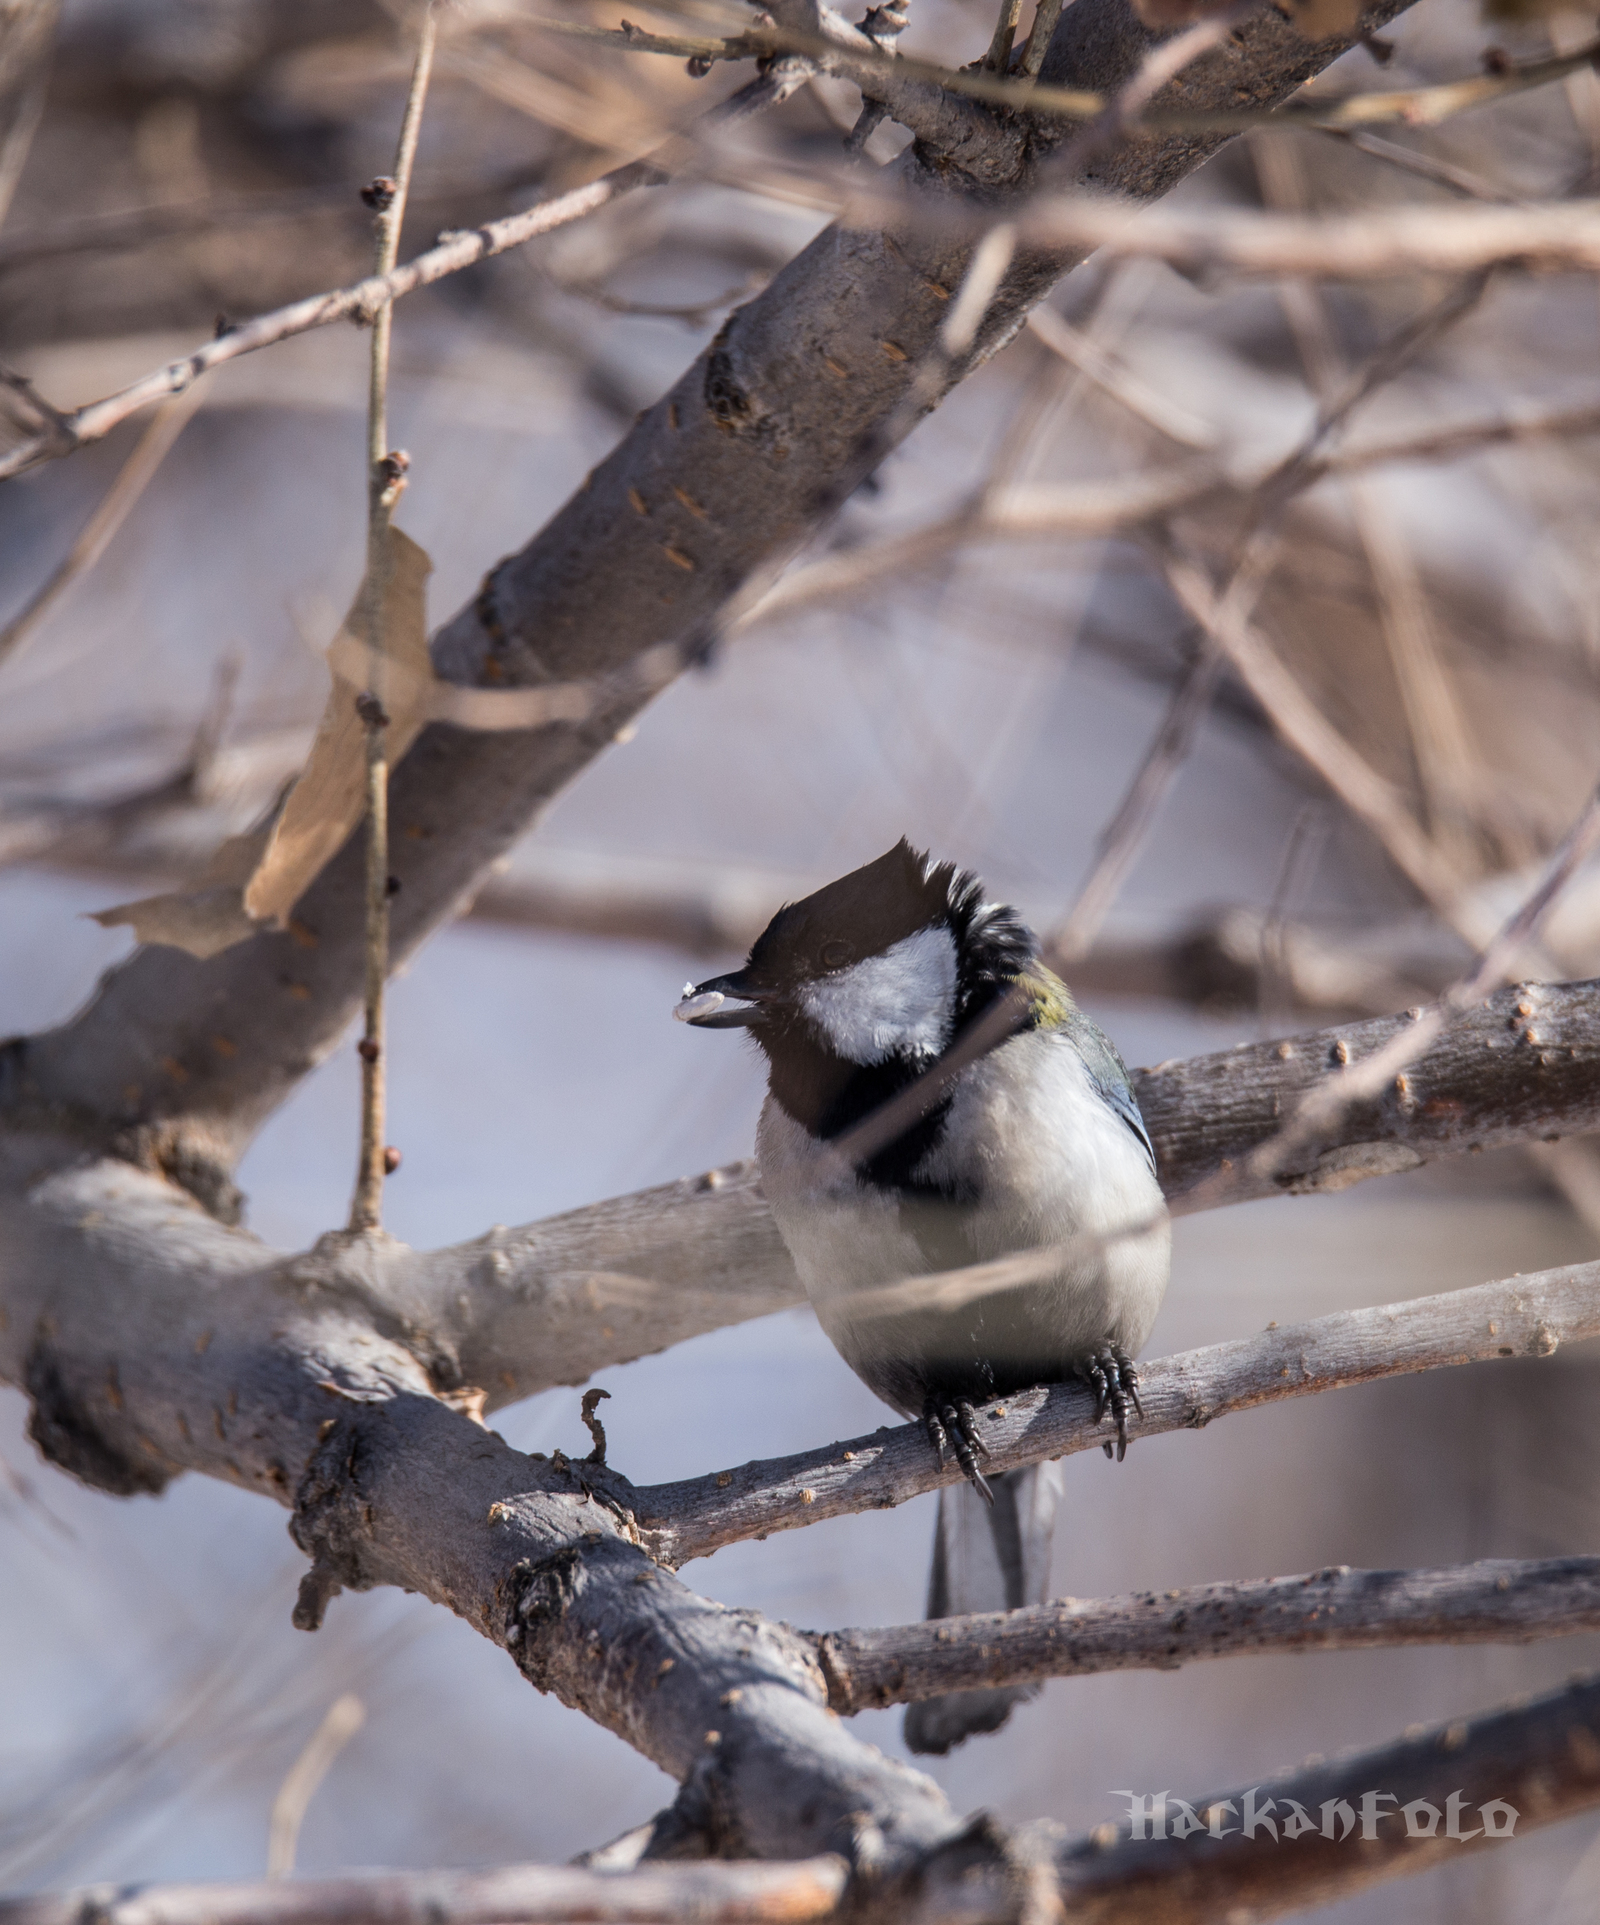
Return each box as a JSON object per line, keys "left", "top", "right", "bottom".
{"left": 924, "top": 1394, "right": 993, "bottom": 1505}
{"left": 1080, "top": 1348, "right": 1141, "bottom": 1462}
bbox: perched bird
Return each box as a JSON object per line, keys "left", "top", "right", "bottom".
{"left": 675, "top": 840, "right": 1170, "bottom": 1752}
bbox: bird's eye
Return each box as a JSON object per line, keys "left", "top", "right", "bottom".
{"left": 820, "top": 939, "right": 851, "bottom": 970}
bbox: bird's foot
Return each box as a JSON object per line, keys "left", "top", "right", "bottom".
{"left": 923, "top": 1394, "right": 994, "bottom": 1505}
{"left": 1080, "top": 1348, "right": 1143, "bottom": 1462}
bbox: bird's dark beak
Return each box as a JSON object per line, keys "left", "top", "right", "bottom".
{"left": 673, "top": 969, "right": 777, "bottom": 1029}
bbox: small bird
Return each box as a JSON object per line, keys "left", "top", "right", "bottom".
{"left": 675, "top": 840, "right": 1170, "bottom": 1753}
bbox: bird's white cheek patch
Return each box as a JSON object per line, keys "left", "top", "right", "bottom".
{"left": 799, "top": 924, "right": 957, "bottom": 1064}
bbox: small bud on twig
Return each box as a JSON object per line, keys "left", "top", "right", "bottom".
{"left": 355, "top": 692, "right": 390, "bottom": 728}
{"left": 358, "top": 1038, "right": 381, "bottom": 1063}
{"left": 361, "top": 176, "right": 398, "bottom": 211}
{"left": 386, "top": 875, "right": 402, "bottom": 897}
{"left": 377, "top": 448, "right": 411, "bottom": 508}
{"left": 383, "top": 1146, "right": 402, "bottom": 1174}
{"left": 1481, "top": 46, "right": 1510, "bottom": 75}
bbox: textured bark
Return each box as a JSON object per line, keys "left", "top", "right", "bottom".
{"left": 9, "top": 1674, "right": 1600, "bottom": 1925}
{"left": 15, "top": 2, "right": 1597, "bottom": 1909}
{"left": 816, "top": 1557, "right": 1600, "bottom": 1711}
{"left": 3, "top": 1171, "right": 1594, "bottom": 1905}
{"left": 0, "top": 1144, "right": 964, "bottom": 1877}
{"left": 7, "top": 981, "right": 1593, "bottom": 1424}
{"left": 1, "top": 0, "right": 1417, "bottom": 1220}
{"left": 1135, "top": 975, "right": 1600, "bottom": 1207}
{"left": 234, "top": 977, "right": 1600, "bottom": 1408}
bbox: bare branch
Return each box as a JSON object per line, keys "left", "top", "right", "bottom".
{"left": 634, "top": 1262, "right": 1600, "bottom": 1564}
{"left": 0, "top": 382, "right": 208, "bottom": 668}
{"left": 0, "top": 1858, "right": 850, "bottom": 1925}
{"left": 1316, "top": 124, "right": 1521, "bottom": 204}
{"left": 1136, "top": 976, "right": 1600, "bottom": 1207}
{"left": 1047, "top": 645, "right": 1227, "bottom": 969}
{"left": 1024, "top": 303, "right": 1218, "bottom": 448}
{"left": 3, "top": 1150, "right": 1595, "bottom": 1915}
{"left": 0, "top": 57, "right": 810, "bottom": 482}
{"left": 527, "top": 11, "right": 1600, "bottom": 141}
{"left": 0, "top": 172, "right": 654, "bottom": 480}
{"left": 1013, "top": 192, "right": 1600, "bottom": 277}
{"left": 7, "top": 0, "right": 1424, "bottom": 1213}
{"left": 817, "top": 1556, "right": 1600, "bottom": 1711}
{"left": 747, "top": 397, "right": 1600, "bottom": 629}
{"left": 1151, "top": 534, "right": 1476, "bottom": 932}
{"left": 1053, "top": 1672, "right": 1600, "bottom": 1920}
{"left": 350, "top": 9, "right": 439, "bottom": 1234}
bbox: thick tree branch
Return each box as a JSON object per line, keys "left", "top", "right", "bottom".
{"left": 0, "top": 1148, "right": 966, "bottom": 1878}
{"left": 2, "top": 0, "right": 1419, "bottom": 1218}
{"left": 7, "top": 981, "right": 1592, "bottom": 1408}
{"left": 2, "top": 1159, "right": 1594, "bottom": 1906}
{"left": 9, "top": 1676, "right": 1600, "bottom": 1925}
{"left": 392, "top": 977, "right": 1600, "bottom": 1405}
{"left": 1136, "top": 975, "right": 1600, "bottom": 1208}
{"left": 815, "top": 1557, "right": 1600, "bottom": 1712}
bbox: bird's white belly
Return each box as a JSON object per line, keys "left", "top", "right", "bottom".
{"left": 755, "top": 1033, "right": 1170, "bottom": 1413}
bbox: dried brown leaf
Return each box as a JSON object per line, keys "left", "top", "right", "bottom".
{"left": 89, "top": 884, "right": 259, "bottom": 959}
{"left": 92, "top": 532, "right": 434, "bottom": 957}
{"left": 244, "top": 528, "right": 434, "bottom": 927}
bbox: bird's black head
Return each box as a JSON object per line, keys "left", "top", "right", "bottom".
{"left": 674, "top": 840, "right": 1038, "bottom": 1081}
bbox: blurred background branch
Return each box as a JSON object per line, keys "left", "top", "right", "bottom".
{"left": 5, "top": 0, "right": 1600, "bottom": 1910}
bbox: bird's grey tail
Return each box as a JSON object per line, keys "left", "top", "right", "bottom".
{"left": 903, "top": 1460, "right": 1062, "bottom": 1755}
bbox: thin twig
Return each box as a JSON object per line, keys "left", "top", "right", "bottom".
{"left": 0, "top": 62, "right": 806, "bottom": 483}
{"left": 350, "top": 6, "right": 438, "bottom": 1236}
{"left": 1253, "top": 129, "right": 1480, "bottom": 858}
{"left": 1018, "top": 0, "right": 1065, "bottom": 78}
{"left": 1244, "top": 778, "right": 1600, "bottom": 1185}
{"left": 1316, "top": 124, "right": 1521, "bottom": 204}
{"left": 266, "top": 1695, "right": 366, "bottom": 1878}
{"left": 0, "top": 14, "right": 52, "bottom": 234}
{"left": 524, "top": 12, "right": 1600, "bottom": 140}
{"left": 1046, "top": 641, "right": 1228, "bottom": 967}
{"left": 743, "top": 396, "right": 1600, "bottom": 623}
{"left": 1150, "top": 534, "right": 1473, "bottom": 932}
{"left": 983, "top": 0, "right": 1024, "bottom": 75}
{"left": 13, "top": 159, "right": 1600, "bottom": 486}
{"left": 1024, "top": 303, "right": 1217, "bottom": 448}
{"left": 0, "top": 380, "right": 208, "bottom": 673}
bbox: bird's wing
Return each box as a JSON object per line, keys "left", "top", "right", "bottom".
{"left": 1063, "top": 1012, "right": 1158, "bottom": 1178}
